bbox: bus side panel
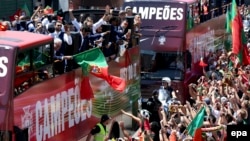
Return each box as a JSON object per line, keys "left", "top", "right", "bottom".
{"left": 186, "top": 14, "right": 226, "bottom": 76}
{"left": 13, "top": 47, "right": 141, "bottom": 141}
{"left": 0, "top": 46, "right": 16, "bottom": 139}
{"left": 183, "top": 14, "right": 226, "bottom": 101}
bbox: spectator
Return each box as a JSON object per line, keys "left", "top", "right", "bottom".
{"left": 69, "top": 6, "right": 109, "bottom": 33}
{"left": 120, "top": 109, "right": 152, "bottom": 140}
{"left": 78, "top": 25, "right": 109, "bottom": 52}
{"left": 146, "top": 90, "right": 162, "bottom": 124}
{"left": 53, "top": 38, "right": 73, "bottom": 74}
{"left": 34, "top": 21, "right": 47, "bottom": 34}
{"left": 125, "top": 6, "right": 133, "bottom": 16}
{"left": 132, "top": 14, "right": 142, "bottom": 46}
{"left": 50, "top": 20, "right": 73, "bottom": 54}
{"left": 118, "top": 10, "right": 127, "bottom": 24}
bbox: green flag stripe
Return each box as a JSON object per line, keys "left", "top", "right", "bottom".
{"left": 187, "top": 106, "right": 206, "bottom": 136}
{"left": 73, "top": 48, "right": 107, "bottom": 67}
{"left": 73, "top": 48, "right": 108, "bottom": 75}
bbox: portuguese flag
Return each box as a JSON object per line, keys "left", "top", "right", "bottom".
{"left": 230, "top": 0, "right": 242, "bottom": 55}
{"left": 187, "top": 106, "right": 206, "bottom": 140}
{"left": 226, "top": 0, "right": 250, "bottom": 66}
{"left": 73, "top": 48, "right": 126, "bottom": 94}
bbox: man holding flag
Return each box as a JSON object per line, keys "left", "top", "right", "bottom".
{"left": 73, "top": 48, "right": 126, "bottom": 99}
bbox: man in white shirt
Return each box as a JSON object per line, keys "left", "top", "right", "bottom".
{"left": 68, "top": 7, "right": 109, "bottom": 34}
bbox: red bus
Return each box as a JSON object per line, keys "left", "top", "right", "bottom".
{"left": 123, "top": 0, "right": 228, "bottom": 103}
{"left": 0, "top": 10, "right": 140, "bottom": 141}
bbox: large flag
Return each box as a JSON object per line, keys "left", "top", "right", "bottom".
{"left": 225, "top": 6, "right": 232, "bottom": 51}
{"left": 193, "top": 128, "right": 203, "bottom": 141}
{"left": 187, "top": 106, "right": 206, "bottom": 137}
{"left": 226, "top": 0, "right": 250, "bottom": 66}
{"left": 80, "top": 76, "right": 94, "bottom": 100}
{"left": 73, "top": 48, "right": 126, "bottom": 92}
{"left": 230, "top": 0, "right": 242, "bottom": 55}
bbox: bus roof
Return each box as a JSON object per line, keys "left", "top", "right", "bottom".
{"left": 125, "top": 0, "right": 196, "bottom": 4}
{"left": 0, "top": 31, "right": 53, "bottom": 49}
{"left": 172, "top": 0, "right": 196, "bottom": 4}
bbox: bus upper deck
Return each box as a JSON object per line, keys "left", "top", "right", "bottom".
{"left": 0, "top": 8, "right": 141, "bottom": 141}
{"left": 0, "top": 31, "right": 53, "bottom": 49}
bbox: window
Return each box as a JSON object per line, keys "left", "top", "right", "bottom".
{"left": 32, "top": 46, "right": 51, "bottom": 69}
{"left": 14, "top": 44, "right": 53, "bottom": 96}
{"left": 141, "top": 51, "right": 184, "bottom": 80}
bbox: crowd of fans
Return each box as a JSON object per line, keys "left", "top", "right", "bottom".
{"left": 189, "top": 1, "right": 249, "bottom": 24}
{"left": 0, "top": 5, "right": 142, "bottom": 74}
{"left": 104, "top": 3, "right": 250, "bottom": 141}
{"left": 106, "top": 51, "right": 250, "bottom": 141}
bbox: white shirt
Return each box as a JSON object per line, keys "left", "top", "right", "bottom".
{"left": 51, "top": 31, "right": 73, "bottom": 45}
{"left": 158, "top": 86, "right": 169, "bottom": 105}
{"left": 71, "top": 18, "right": 107, "bottom": 33}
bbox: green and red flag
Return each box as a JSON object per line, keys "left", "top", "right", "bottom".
{"left": 230, "top": 0, "right": 242, "bottom": 55}
{"left": 187, "top": 106, "right": 206, "bottom": 138}
{"left": 225, "top": 6, "right": 232, "bottom": 34}
{"left": 73, "top": 48, "right": 126, "bottom": 93}
{"left": 225, "top": 6, "right": 232, "bottom": 51}
{"left": 226, "top": 0, "right": 250, "bottom": 66}
{"left": 44, "top": 5, "right": 54, "bottom": 15}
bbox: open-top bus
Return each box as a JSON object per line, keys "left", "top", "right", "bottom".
{"left": 123, "top": 0, "right": 228, "bottom": 103}
{"left": 0, "top": 10, "right": 140, "bottom": 141}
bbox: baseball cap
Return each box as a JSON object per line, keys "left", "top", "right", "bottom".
{"left": 101, "top": 114, "right": 111, "bottom": 122}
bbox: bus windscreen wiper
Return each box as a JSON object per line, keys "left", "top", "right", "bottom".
{"left": 161, "top": 26, "right": 178, "bottom": 30}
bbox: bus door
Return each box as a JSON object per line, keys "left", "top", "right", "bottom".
{"left": 0, "top": 45, "right": 16, "bottom": 141}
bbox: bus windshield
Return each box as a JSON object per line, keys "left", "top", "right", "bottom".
{"left": 16, "top": 45, "right": 52, "bottom": 71}
{"left": 141, "top": 50, "right": 184, "bottom": 80}
{"left": 15, "top": 43, "right": 53, "bottom": 96}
